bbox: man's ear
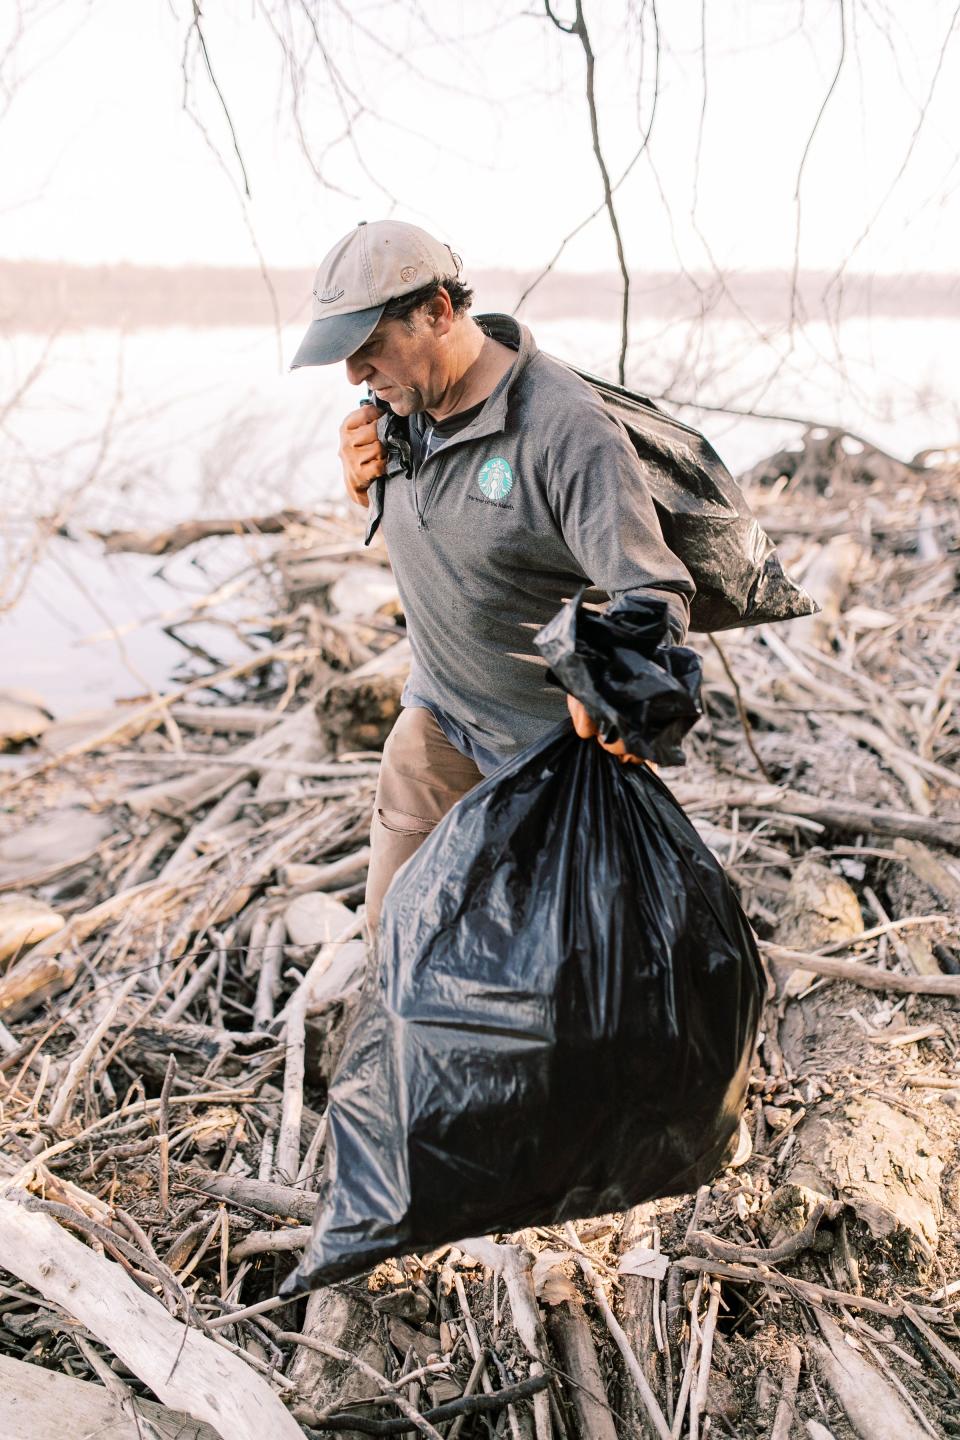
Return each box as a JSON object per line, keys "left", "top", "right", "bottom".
{"left": 426, "top": 288, "right": 455, "bottom": 333}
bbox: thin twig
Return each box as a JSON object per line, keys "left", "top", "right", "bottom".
{"left": 561, "top": 1223, "right": 672, "bottom": 1440}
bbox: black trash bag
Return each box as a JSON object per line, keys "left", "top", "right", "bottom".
{"left": 568, "top": 364, "right": 818, "bottom": 633}
{"left": 535, "top": 590, "right": 703, "bottom": 766}
{"left": 283, "top": 598, "right": 763, "bottom": 1295}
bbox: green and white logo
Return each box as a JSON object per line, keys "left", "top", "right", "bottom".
{"left": 477, "top": 456, "right": 514, "bottom": 501}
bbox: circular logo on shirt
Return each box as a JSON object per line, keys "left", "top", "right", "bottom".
{"left": 477, "top": 456, "right": 514, "bottom": 501}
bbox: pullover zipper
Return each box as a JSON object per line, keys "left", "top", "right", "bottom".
{"left": 411, "top": 402, "right": 503, "bottom": 528}
{"left": 415, "top": 448, "right": 447, "bottom": 531}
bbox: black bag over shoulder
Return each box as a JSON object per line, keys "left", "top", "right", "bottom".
{"left": 283, "top": 596, "right": 763, "bottom": 1294}
{"left": 366, "top": 349, "right": 816, "bottom": 633}
{"left": 569, "top": 366, "right": 816, "bottom": 632}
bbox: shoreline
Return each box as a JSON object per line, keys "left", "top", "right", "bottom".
{"left": 4, "top": 259, "right": 959, "bottom": 332}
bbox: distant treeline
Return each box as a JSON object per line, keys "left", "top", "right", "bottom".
{"left": 2, "top": 259, "right": 958, "bottom": 331}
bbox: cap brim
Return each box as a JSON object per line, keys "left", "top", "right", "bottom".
{"left": 289, "top": 303, "right": 385, "bottom": 368}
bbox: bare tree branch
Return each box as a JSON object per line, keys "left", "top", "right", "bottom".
{"left": 179, "top": 9, "right": 282, "bottom": 364}
{"left": 823, "top": 0, "right": 960, "bottom": 320}
{"left": 188, "top": 1, "right": 252, "bottom": 199}
{"left": 543, "top": 0, "right": 643, "bottom": 384}
{"left": 788, "top": 0, "right": 847, "bottom": 332}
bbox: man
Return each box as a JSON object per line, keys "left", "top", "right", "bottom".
{"left": 292, "top": 220, "right": 695, "bottom": 931}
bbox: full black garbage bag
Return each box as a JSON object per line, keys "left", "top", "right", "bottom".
{"left": 283, "top": 597, "right": 763, "bottom": 1294}
{"left": 568, "top": 364, "right": 817, "bottom": 632}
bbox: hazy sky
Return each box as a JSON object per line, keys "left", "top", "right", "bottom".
{"left": 2, "top": 0, "right": 959, "bottom": 279}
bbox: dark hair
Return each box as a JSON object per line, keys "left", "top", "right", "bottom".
{"left": 382, "top": 276, "right": 474, "bottom": 329}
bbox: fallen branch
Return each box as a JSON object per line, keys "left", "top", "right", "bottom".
{"left": 690, "top": 1279, "right": 721, "bottom": 1440}
{"left": 809, "top": 1311, "right": 926, "bottom": 1439}
{"left": 272, "top": 1329, "right": 444, "bottom": 1440}
{"left": 762, "top": 943, "right": 960, "bottom": 996}
{"left": 689, "top": 1203, "right": 827, "bottom": 1265}
{"left": 457, "top": 1236, "right": 553, "bottom": 1440}
{"left": 229, "top": 1225, "right": 307, "bottom": 1261}
{"left": 0, "top": 877, "right": 192, "bottom": 1021}
{"left": 197, "top": 1172, "right": 320, "bottom": 1224}
{"left": 3, "top": 644, "right": 321, "bottom": 791}
{"left": 561, "top": 1222, "right": 673, "bottom": 1440}
{"left": 671, "top": 780, "right": 960, "bottom": 850}
{"left": 93, "top": 508, "right": 319, "bottom": 556}
{"left": 770, "top": 1341, "right": 801, "bottom": 1440}
{"left": 44, "top": 974, "right": 139, "bottom": 1131}
{"left": 675, "top": 1255, "right": 942, "bottom": 1321}
{"left": 0, "top": 1353, "right": 220, "bottom": 1440}
{"left": 0, "top": 1192, "right": 302, "bottom": 1440}
{"left": 306, "top": 1375, "right": 552, "bottom": 1434}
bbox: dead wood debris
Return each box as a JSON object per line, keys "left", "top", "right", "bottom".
{"left": 1, "top": 436, "right": 960, "bottom": 1437}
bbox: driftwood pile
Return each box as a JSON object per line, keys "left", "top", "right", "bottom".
{"left": 1, "top": 428, "right": 959, "bottom": 1439}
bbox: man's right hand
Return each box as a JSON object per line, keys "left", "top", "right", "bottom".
{"left": 338, "top": 406, "right": 387, "bottom": 509}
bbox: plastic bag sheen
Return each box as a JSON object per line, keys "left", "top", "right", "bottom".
{"left": 283, "top": 599, "right": 763, "bottom": 1293}
{"left": 568, "top": 365, "right": 817, "bottom": 633}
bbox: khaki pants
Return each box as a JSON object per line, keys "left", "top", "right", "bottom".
{"left": 365, "top": 706, "right": 483, "bottom": 934}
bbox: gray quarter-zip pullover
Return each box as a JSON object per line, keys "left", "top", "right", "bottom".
{"left": 370, "top": 314, "right": 695, "bottom": 759}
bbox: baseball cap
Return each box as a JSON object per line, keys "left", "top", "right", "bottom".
{"left": 291, "top": 220, "right": 460, "bottom": 368}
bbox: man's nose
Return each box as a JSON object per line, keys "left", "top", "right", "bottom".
{"left": 345, "top": 355, "right": 371, "bottom": 385}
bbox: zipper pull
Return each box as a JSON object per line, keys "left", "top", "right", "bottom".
{"left": 418, "top": 515, "right": 427, "bottom": 531}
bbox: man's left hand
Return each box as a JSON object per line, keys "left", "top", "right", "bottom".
{"left": 566, "top": 695, "right": 655, "bottom": 768}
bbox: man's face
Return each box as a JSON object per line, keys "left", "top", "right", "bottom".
{"left": 344, "top": 310, "right": 445, "bottom": 417}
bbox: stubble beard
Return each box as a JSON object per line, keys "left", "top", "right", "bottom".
{"left": 375, "top": 386, "right": 423, "bottom": 417}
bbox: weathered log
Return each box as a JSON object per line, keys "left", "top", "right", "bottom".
{"left": 286, "top": 1288, "right": 389, "bottom": 1439}
{"left": 669, "top": 779, "right": 960, "bottom": 850}
{"left": 281, "top": 846, "right": 372, "bottom": 894}
{"left": 769, "top": 851, "right": 947, "bottom": 1261}
{"left": 459, "top": 1235, "right": 558, "bottom": 1440}
{"left": 0, "top": 895, "right": 63, "bottom": 962}
{"left": 808, "top": 1312, "right": 930, "bottom": 1439}
{"left": 773, "top": 855, "right": 864, "bottom": 998}
{"left": 0, "top": 1353, "right": 220, "bottom": 1440}
{"left": 125, "top": 705, "right": 321, "bottom": 817}
{"left": 198, "top": 1173, "right": 319, "bottom": 1223}
{"left": 618, "top": 1203, "right": 664, "bottom": 1439}
{"left": 0, "top": 1194, "right": 302, "bottom": 1440}
{"left": 229, "top": 1225, "right": 307, "bottom": 1260}
{"left": 770, "top": 1341, "right": 802, "bottom": 1440}
{"left": 542, "top": 1280, "right": 618, "bottom": 1440}
{"left": 94, "top": 507, "right": 319, "bottom": 555}
{"left": 316, "top": 638, "right": 410, "bottom": 752}
{"left": 0, "top": 877, "right": 183, "bottom": 1021}
{"left": 762, "top": 1094, "right": 943, "bottom": 1254}
{"left": 169, "top": 701, "right": 285, "bottom": 734}
{"left": 119, "top": 1018, "right": 251, "bottom": 1082}
{"left": 764, "top": 942, "right": 960, "bottom": 996}
{"left": 557, "top": 1225, "right": 672, "bottom": 1440}
{"left": 5, "top": 641, "right": 315, "bottom": 791}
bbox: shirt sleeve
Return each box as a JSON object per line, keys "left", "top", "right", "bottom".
{"left": 542, "top": 384, "right": 696, "bottom": 643}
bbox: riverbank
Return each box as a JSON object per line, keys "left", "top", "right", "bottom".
{"left": 1, "top": 431, "right": 960, "bottom": 1437}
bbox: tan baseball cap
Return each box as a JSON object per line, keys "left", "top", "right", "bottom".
{"left": 291, "top": 220, "right": 460, "bottom": 368}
